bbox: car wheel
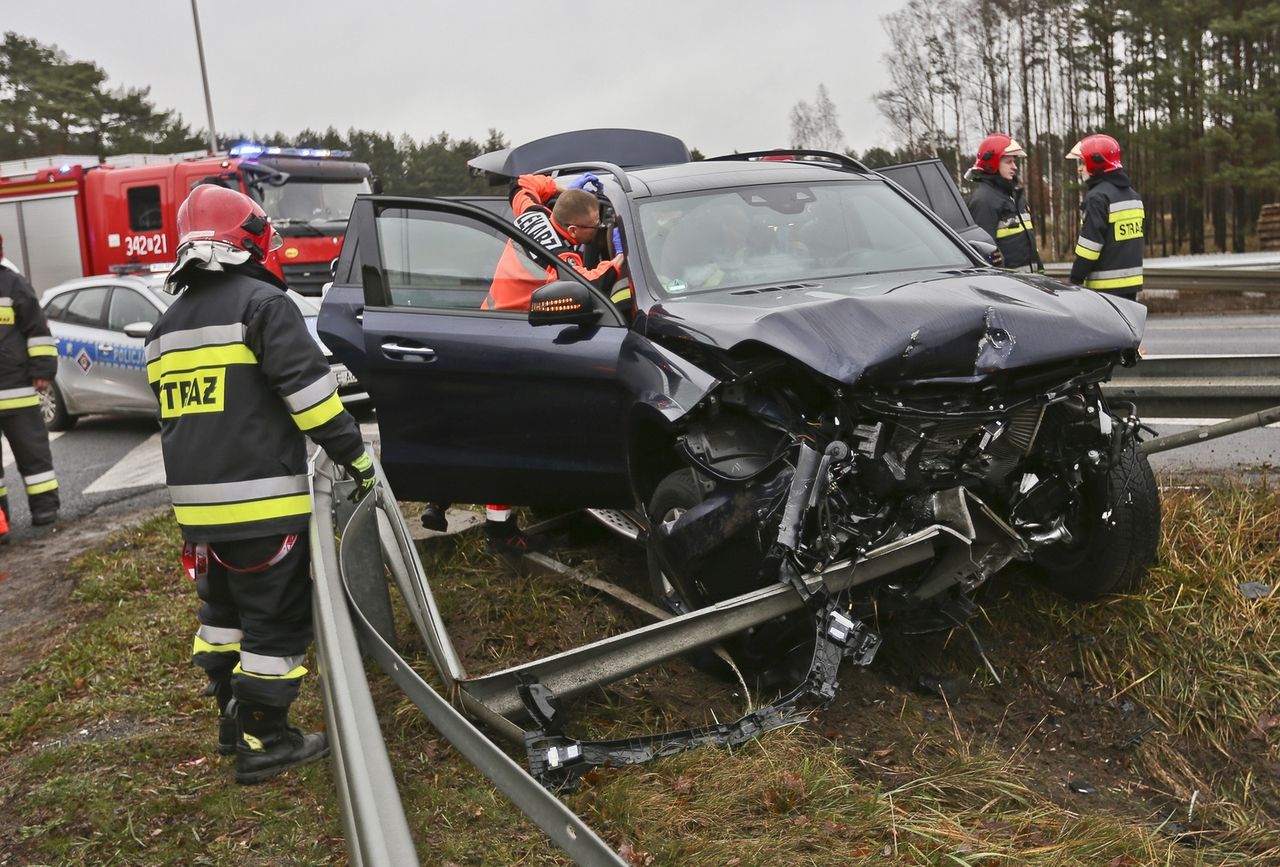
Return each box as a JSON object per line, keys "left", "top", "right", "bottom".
{"left": 646, "top": 468, "right": 813, "bottom": 687}
{"left": 1034, "top": 442, "right": 1160, "bottom": 600}
{"left": 39, "top": 382, "right": 77, "bottom": 432}
{"left": 645, "top": 468, "right": 707, "bottom": 614}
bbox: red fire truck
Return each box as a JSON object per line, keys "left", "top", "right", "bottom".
{"left": 0, "top": 145, "right": 372, "bottom": 295}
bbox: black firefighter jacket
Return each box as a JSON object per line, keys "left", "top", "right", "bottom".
{"left": 145, "top": 265, "right": 364, "bottom": 542}
{"left": 0, "top": 266, "right": 58, "bottom": 415}
{"left": 966, "top": 174, "right": 1042, "bottom": 271}
{"left": 1069, "top": 170, "right": 1145, "bottom": 294}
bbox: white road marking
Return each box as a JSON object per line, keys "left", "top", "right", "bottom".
{"left": 83, "top": 432, "right": 165, "bottom": 494}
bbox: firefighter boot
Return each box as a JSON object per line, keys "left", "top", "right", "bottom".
{"left": 30, "top": 491, "right": 59, "bottom": 527}
{"left": 419, "top": 502, "right": 450, "bottom": 532}
{"left": 234, "top": 702, "right": 329, "bottom": 785}
{"left": 201, "top": 678, "right": 236, "bottom": 755}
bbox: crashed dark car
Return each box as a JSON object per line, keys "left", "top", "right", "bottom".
{"left": 319, "top": 129, "right": 1159, "bottom": 680}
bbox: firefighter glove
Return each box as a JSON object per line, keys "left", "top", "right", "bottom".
{"left": 612, "top": 226, "right": 624, "bottom": 256}
{"left": 344, "top": 450, "right": 376, "bottom": 502}
{"left": 569, "top": 173, "right": 603, "bottom": 195}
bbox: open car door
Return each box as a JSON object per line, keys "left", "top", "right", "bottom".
{"left": 349, "top": 196, "right": 633, "bottom": 508}
{"left": 876, "top": 159, "right": 996, "bottom": 247}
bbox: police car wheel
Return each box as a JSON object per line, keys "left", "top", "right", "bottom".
{"left": 40, "top": 382, "right": 77, "bottom": 432}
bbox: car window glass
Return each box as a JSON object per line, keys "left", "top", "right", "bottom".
{"left": 639, "top": 182, "right": 971, "bottom": 296}
{"left": 61, "top": 286, "right": 110, "bottom": 327}
{"left": 43, "top": 292, "right": 73, "bottom": 321}
{"left": 374, "top": 207, "right": 574, "bottom": 311}
{"left": 107, "top": 288, "right": 160, "bottom": 330}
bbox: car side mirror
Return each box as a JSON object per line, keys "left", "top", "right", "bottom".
{"left": 528, "top": 281, "right": 602, "bottom": 327}
{"left": 123, "top": 321, "right": 152, "bottom": 339}
{"left": 968, "top": 239, "right": 1004, "bottom": 267}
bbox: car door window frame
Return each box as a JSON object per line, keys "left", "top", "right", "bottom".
{"left": 353, "top": 196, "right": 627, "bottom": 326}
{"left": 106, "top": 286, "right": 163, "bottom": 331}
{"left": 59, "top": 285, "right": 112, "bottom": 328}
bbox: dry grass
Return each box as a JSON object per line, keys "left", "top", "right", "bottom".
{"left": 1042, "top": 484, "right": 1280, "bottom": 854}
{"left": 1, "top": 485, "right": 1278, "bottom": 864}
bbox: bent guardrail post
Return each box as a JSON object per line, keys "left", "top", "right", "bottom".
{"left": 1142, "top": 402, "right": 1280, "bottom": 455}
{"left": 339, "top": 497, "right": 398, "bottom": 652}
{"left": 311, "top": 461, "right": 419, "bottom": 867}
{"left": 317, "top": 452, "right": 627, "bottom": 867}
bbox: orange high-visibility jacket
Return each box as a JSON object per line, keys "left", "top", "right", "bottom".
{"left": 482, "top": 175, "right": 621, "bottom": 311}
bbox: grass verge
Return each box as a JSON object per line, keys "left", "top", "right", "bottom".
{"left": 1, "top": 484, "right": 1278, "bottom": 864}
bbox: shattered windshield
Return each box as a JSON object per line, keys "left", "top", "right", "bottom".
{"left": 638, "top": 181, "right": 972, "bottom": 295}
{"left": 258, "top": 178, "right": 371, "bottom": 228}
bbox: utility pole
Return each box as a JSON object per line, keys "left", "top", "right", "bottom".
{"left": 189, "top": 0, "right": 218, "bottom": 153}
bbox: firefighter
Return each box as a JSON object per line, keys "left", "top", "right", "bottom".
{"left": 1067, "top": 134, "right": 1145, "bottom": 300}
{"left": 145, "top": 185, "right": 375, "bottom": 784}
{"left": 478, "top": 172, "right": 627, "bottom": 552}
{"left": 0, "top": 233, "right": 60, "bottom": 531}
{"left": 965, "top": 134, "right": 1042, "bottom": 272}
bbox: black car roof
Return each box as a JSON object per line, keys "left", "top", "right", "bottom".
{"left": 625, "top": 159, "right": 873, "bottom": 197}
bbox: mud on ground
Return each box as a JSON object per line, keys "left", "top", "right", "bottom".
{"left": 0, "top": 508, "right": 167, "bottom": 686}
{"left": 420, "top": 512, "right": 1276, "bottom": 848}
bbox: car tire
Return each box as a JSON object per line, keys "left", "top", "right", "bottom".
{"left": 646, "top": 468, "right": 813, "bottom": 688}
{"left": 39, "top": 382, "right": 77, "bottom": 432}
{"left": 1034, "top": 442, "right": 1161, "bottom": 600}
{"left": 645, "top": 468, "right": 708, "bottom": 614}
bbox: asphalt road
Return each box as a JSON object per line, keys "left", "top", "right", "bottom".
{"left": 1141, "top": 313, "right": 1280, "bottom": 355}
{"left": 1, "top": 416, "right": 170, "bottom": 547}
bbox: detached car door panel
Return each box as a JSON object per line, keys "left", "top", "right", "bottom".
{"left": 354, "top": 197, "right": 631, "bottom": 508}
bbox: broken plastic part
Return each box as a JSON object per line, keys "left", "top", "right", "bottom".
{"left": 523, "top": 598, "right": 880, "bottom": 789}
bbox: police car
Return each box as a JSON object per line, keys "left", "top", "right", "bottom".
{"left": 38, "top": 269, "right": 365, "bottom": 431}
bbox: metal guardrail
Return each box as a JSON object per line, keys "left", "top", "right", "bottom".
{"left": 1043, "top": 266, "right": 1280, "bottom": 292}
{"left": 310, "top": 452, "right": 629, "bottom": 867}
{"left": 1104, "top": 354, "right": 1280, "bottom": 418}
{"left": 310, "top": 465, "right": 418, "bottom": 867}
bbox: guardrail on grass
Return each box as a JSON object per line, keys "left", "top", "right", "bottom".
{"left": 310, "top": 453, "right": 628, "bottom": 867}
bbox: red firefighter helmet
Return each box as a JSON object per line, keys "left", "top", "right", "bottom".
{"left": 971, "top": 133, "right": 1026, "bottom": 174}
{"left": 176, "top": 184, "right": 282, "bottom": 261}
{"left": 1066, "top": 134, "right": 1123, "bottom": 175}
{"left": 167, "top": 184, "right": 284, "bottom": 291}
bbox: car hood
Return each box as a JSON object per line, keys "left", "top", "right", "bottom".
{"left": 644, "top": 269, "right": 1145, "bottom": 386}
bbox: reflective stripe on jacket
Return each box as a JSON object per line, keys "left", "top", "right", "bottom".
{"left": 145, "top": 267, "right": 364, "bottom": 542}
{"left": 0, "top": 268, "right": 58, "bottom": 411}
{"left": 1069, "top": 170, "right": 1145, "bottom": 293}
{"left": 966, "top": 175, "right": 1041, "bottom": 271}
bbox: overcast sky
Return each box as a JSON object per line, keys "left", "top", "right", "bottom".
{"left": 9, "top": 1, "right": 907, "bottom": 157}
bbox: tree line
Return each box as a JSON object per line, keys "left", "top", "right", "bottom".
{"left": 0, "top": 32, "right": 507, "bottom": 197}
{"left": 868, "top": 0, "right": 1280, "bottom": 259}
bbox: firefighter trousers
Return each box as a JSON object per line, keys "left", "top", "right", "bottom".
{"left": 0, "top": 406, "right": 59, "bottom": 516}
{"left": 190, "top": 534, "right": 314, "bottom": 709}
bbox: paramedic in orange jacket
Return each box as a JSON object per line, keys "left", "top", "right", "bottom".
{"left": 470, "top": 172, "right": 628, "bottom": 553}
{"left": 481, "top": 172, "right": 626, "bottom": 312}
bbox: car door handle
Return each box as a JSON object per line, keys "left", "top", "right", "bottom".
{"left": 380, "top": 341, "right": 436, "bottom": 360}
{"left": 97, "top": 343, "right": 114, "bottom": 354}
